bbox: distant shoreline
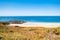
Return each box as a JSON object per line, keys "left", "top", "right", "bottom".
{"left": 8, "top": 22, "right": 60, "bottom": 28}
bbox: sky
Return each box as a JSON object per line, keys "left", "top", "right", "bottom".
{"left": 0, "top": 0, "right": 60, "bottom": 16}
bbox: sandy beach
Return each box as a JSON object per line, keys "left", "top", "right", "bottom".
{"left": 8, "top": 22, "right": 60, "bottom": 28}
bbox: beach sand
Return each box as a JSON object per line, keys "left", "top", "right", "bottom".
{"left": 8, "top": 22, "right": 60, "bottom": 28}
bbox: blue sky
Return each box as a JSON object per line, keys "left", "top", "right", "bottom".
{"left": 0, "top": 0, "right": 60, "bottom": 16}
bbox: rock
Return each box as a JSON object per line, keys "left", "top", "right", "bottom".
{"left": 9, "top": 20, "right": 26, "bottom": 24}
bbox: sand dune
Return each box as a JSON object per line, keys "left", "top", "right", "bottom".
{"left": 8, "top": 22, "right": 60, "bottom": 28}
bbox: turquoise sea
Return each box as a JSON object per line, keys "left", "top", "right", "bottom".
{"left": 0, "top": 16, "right": 60, "bottom": 22}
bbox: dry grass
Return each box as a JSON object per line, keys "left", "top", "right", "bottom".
{"left": 0, "top": 25, "right": 60, "bottom": 40}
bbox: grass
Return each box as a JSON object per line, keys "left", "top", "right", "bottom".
{"left": 0, "top": 25, "right": 60, "bottom": 40}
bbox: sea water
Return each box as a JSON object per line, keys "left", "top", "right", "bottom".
{"left": 0, "top": 16, "right": 60, "bottom": 22}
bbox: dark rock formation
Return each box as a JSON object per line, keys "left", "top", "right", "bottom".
{"left": 0, "top": 22, "right": 10, "bottom": 25}
{"left": 8, "top": 20, "right": 26, "bottom": 24}
{"left": 0, "top": 20, "right": 26, "bottom": 25}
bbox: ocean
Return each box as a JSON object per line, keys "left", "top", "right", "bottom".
{"left": 0, "top": 16, "right": 60, "bottom": 22}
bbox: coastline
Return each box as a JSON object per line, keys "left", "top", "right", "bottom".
{"left": 8, "top": 22, "right": 60, "bottom": 28}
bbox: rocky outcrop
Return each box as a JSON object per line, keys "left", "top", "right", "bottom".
{"left": 9, "top": 20, "right": 26, "bottom": 24}
{"left": 0, "top": 22, "right": 10, "bottom": 25}
{"left": 0, "top": 20, "right": 26, "bottom": 25}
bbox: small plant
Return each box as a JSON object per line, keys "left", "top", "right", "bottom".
{"left": 15, "top": 26, "right": 19, "bottom": 27}
{"left": 0, "top": 37, "right": 3, "bottom": 40}
{"left": 9, "top": 30, "right": 14, "bottom": 33}
{"left": 29, "top": 29, "right": 36, "bottom": 31}
{"left": 24, "top": 38, "right": 27, "bottom": 40}
{"left": 55, "top": 32, "right": 59, "bottom": 35}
